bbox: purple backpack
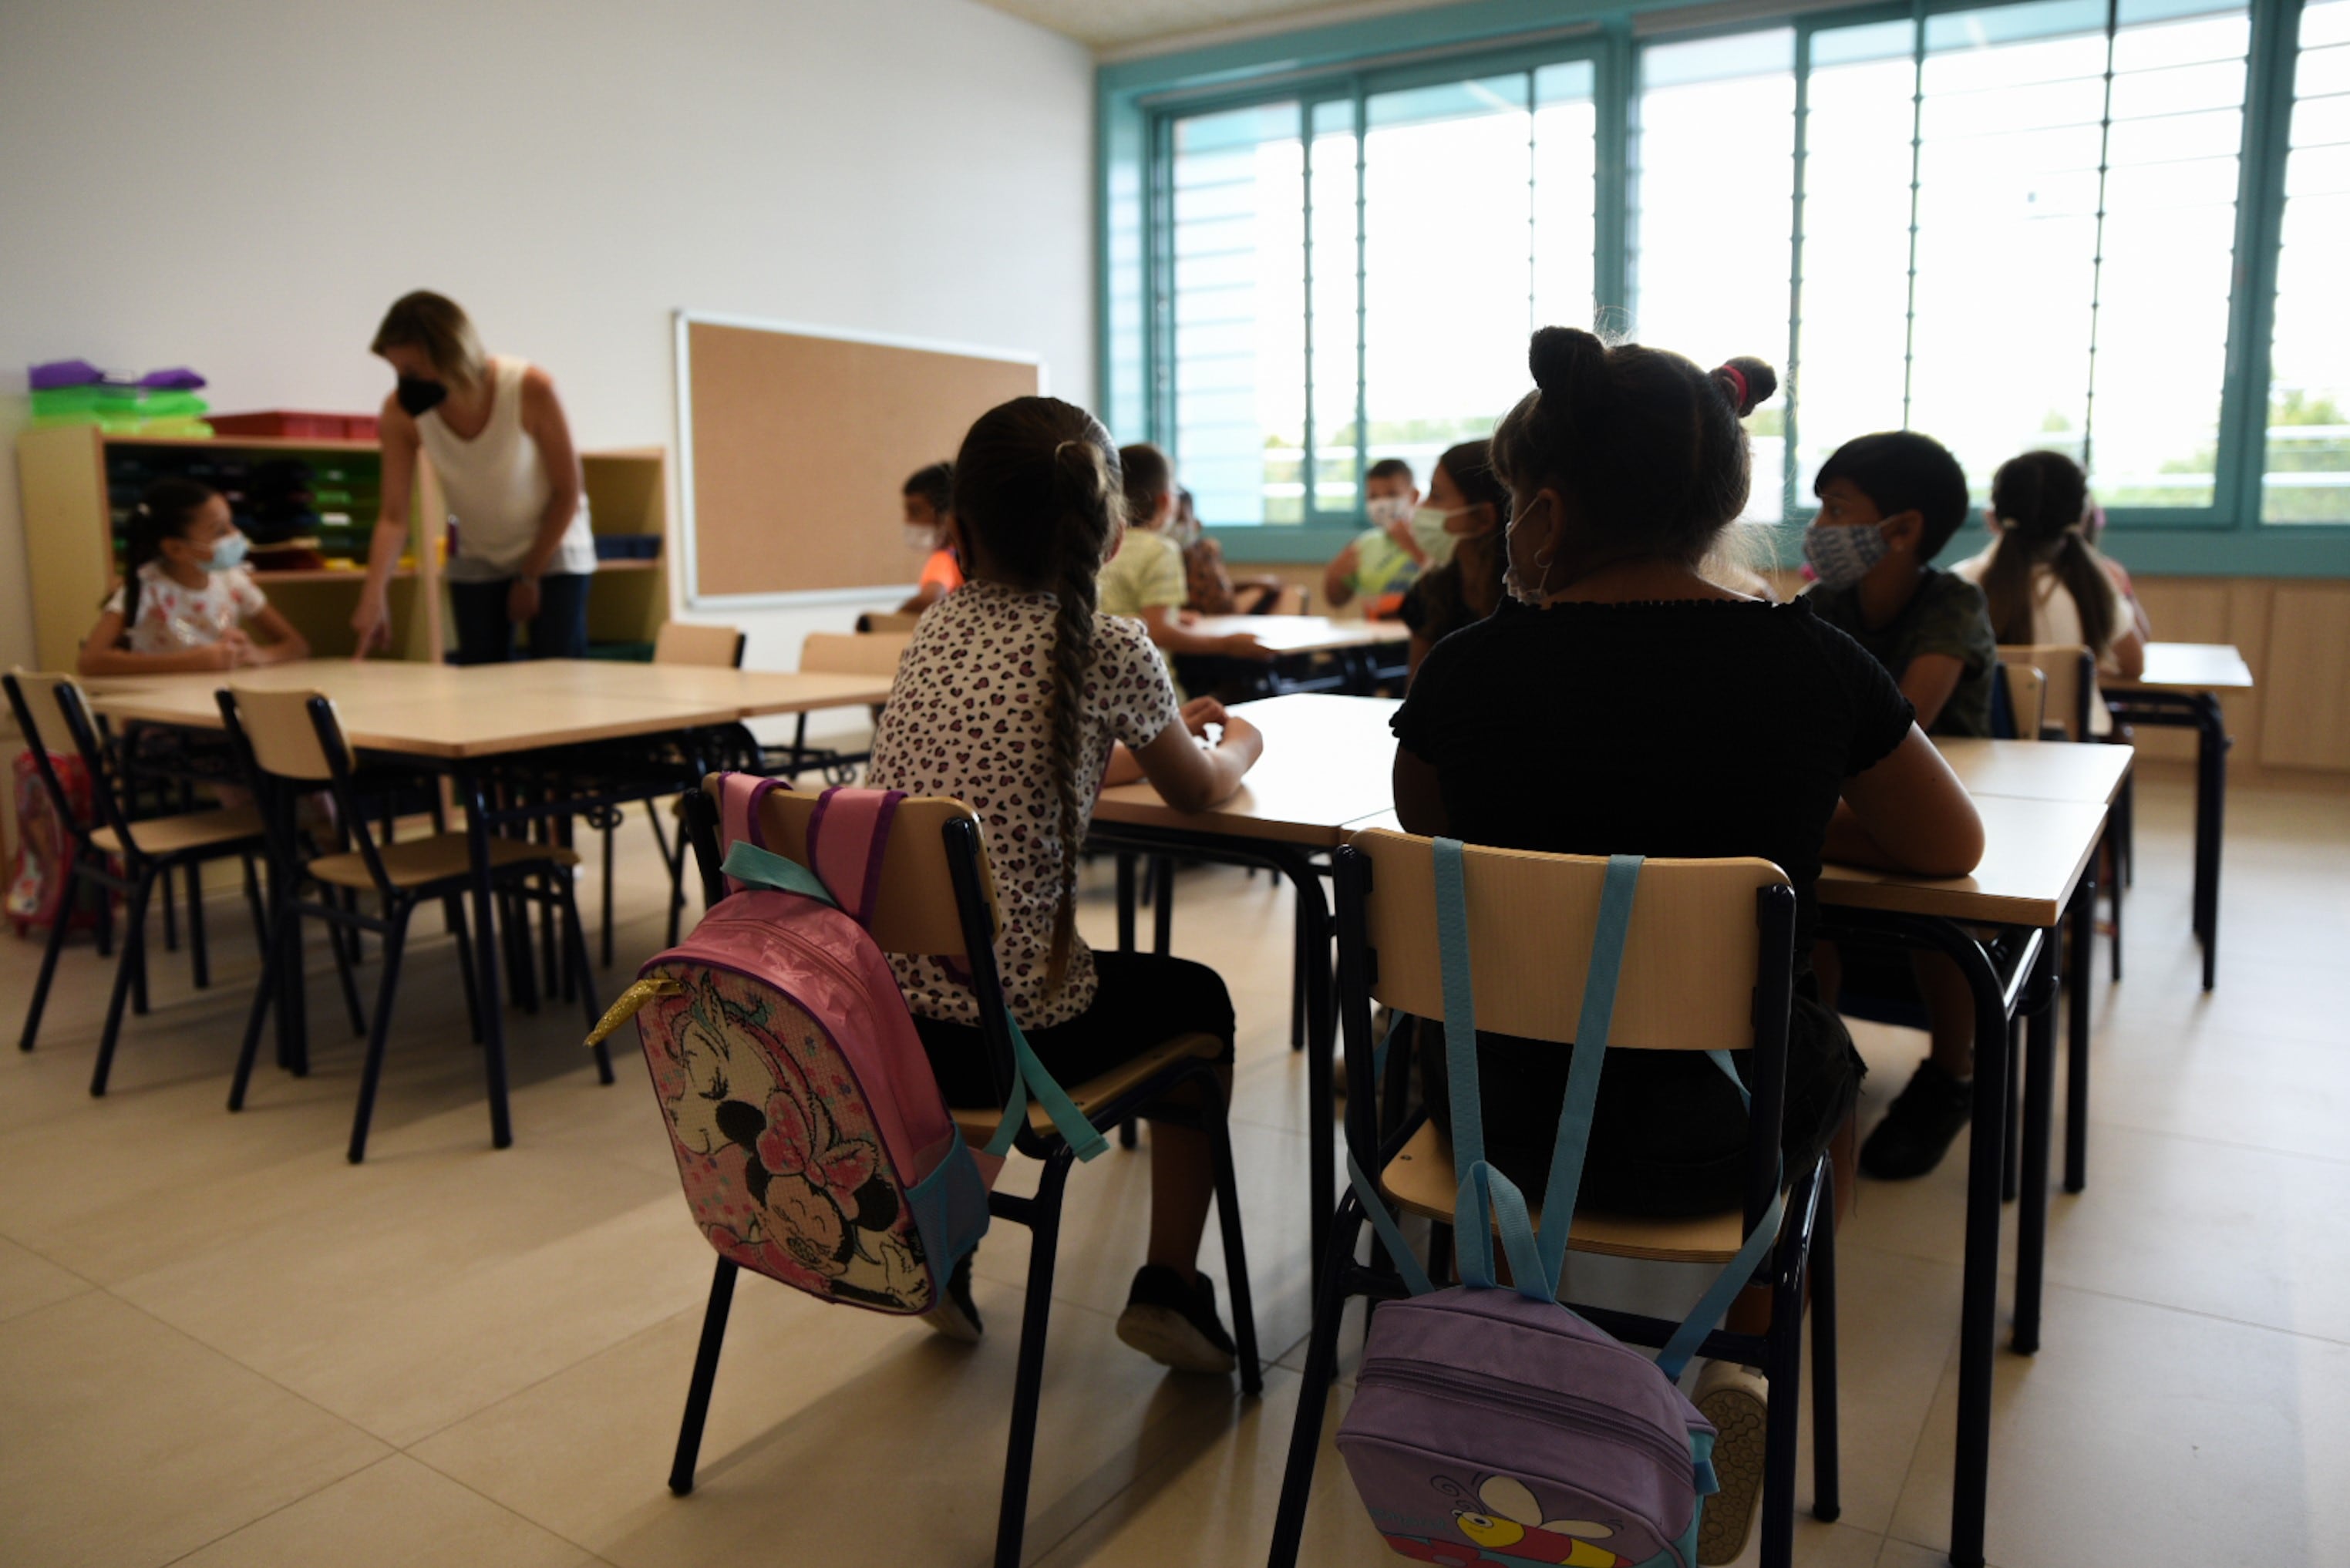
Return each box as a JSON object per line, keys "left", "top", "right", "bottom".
{"left": 588, "top": 775, "right": 1101, "bottom": 1317}
{"left": 1336, "top": 847, "right": 1782, "bottom": 1568}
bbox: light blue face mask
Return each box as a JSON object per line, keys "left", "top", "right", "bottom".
{"left": 1802, "top": 520, "right": 1889, "bottom": 589}
{"left": 202, "top": 532, "right": 250, "bottom": 574}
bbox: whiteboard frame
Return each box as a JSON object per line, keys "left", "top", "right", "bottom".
{"left": 672, "top": 309, "right": 1047, "bottom": 611}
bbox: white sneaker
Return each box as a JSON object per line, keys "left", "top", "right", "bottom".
{"left": 923, "top": 1254, "right": 982, "bottom": 1344}
{"left": 1694, "top": 1360, "right": 1767, "bottom": 1565}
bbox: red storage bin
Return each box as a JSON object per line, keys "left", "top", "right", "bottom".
{"left": 208, "top": 410, "right": 381, "bottom": 441}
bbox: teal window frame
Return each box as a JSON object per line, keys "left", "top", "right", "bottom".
{"left": 1099, "top": 0, "right": 2350, "bottom": 576}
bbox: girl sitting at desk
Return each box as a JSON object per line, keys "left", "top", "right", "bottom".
{"left": 79, "top": 479, "right": 309, "bottom": 676}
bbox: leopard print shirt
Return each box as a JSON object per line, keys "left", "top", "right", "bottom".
{"left": 865, "top": 579, "right": 1182, "bottom": 1028}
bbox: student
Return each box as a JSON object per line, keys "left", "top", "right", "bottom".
{"left": 1396, "top": 441, "right": 1510, "bottom": 678}
{"left": 1322, "top": 457, "right": 1429, "bottom": 617}
{"left": 1392, "top": 328, "right": 1982, "bottom": 1565}
{"left": 1951, "top": 450, "right": 2146, "bottom": 733}
{"left": 1173, "top": 488, "right": 1283, "bottom": 615}
{"left": 1801, "top": 432, "right": 1996, "bottom": 736}
{"left": 2083, "top": 499, "right": 2154, "bottom": 645}
{"left": 895, "top": 461, "right": 963, "bottom": 615}
{"left": 1099, "top": 444, "right": 1274, "bottom": 665}
{"left": 865, "top": 398, "right": 1266, "bottom": 1372}
{"left": 79, "top": 479, "right": 310, "bottom": 676}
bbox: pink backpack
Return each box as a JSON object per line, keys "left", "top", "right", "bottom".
{"left": 589, "top": 775, "right": 1098, "bottom": 1315}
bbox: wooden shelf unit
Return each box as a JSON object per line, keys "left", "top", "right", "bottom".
{"left": 15, "top": 428, "right": 670, "bottom": 670}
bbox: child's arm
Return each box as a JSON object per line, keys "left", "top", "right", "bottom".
{"left": 1133, "top": 705, "right": 1262, "bottom": 813}
{"left": 1103, "top": 697, "right": 1226, "bottom": 791}
{"left": 1897, "top": 654, "right": 1965, "bottom": 731}
{"left": 245, "top": 602, "right": 311, "bottom": 665}
{"left": 1136, "top": 604, "right": 1276, "bottom": 661}
{"left": 1393, "top": 746, "right": 1445, "bottom": 836}
{"left": 76, "top": 611, "right": 247, "bottom": 676}
{"left": 1321, "top": 542, "right": 1360, "bottom": 609}
{"left": 1830, "top": 727, "right": 1985, "bottom": 877}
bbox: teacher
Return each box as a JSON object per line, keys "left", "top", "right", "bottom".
{"left": 352, "top": 291, "right": 597, "bottom": 662}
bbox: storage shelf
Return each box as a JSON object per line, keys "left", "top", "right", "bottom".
{"left": 98, "top": 432, "right": 383, "bottom": 453}
{"left": 249, "top": 567, "right": 416, "bottom": 584}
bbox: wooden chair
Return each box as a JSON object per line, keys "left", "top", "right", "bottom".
{"left": 1996, "top": 661, "right": 2048, "bottom": 741}
{"left": 854, "top": 610, "right": 923, "bottom": 634}
{"left": 1998, "top": 643, "right": 2095, "bottom": 741}
{"left": 1268, "top": 829, "right": 1837, "bottom": 1568}
{"left": 747, "top": 631, "right": 909, "bottom": 785}
{"left": 6, "top": 670, "right": 271, "bottom": 1088}
{"left": 651, "top": 621, "right": 746, "bottom": 668}
{"left": 217, "top": 686, "right": 612, "bottom": 1163}
{"left": 668, "top": 780, "right": 1260, "bottom": 1568}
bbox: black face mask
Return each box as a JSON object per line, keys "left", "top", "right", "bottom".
{"left": 395, "top": 375, "right": 447, "bottom": 417}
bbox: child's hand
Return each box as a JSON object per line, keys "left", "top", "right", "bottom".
{"left": 1383, "top": 514, "right": 1418, "bottom": 552}
{"left": 201, "top": 631, "right": 254, "bottom": 670}
{"left": 1177, "top": 696, "right": 1228, "bottom": 737}
{"left": 1220, "top": 632, "right": 1277, "bottom": 662}
{"left": 1176, "top": 608, "right": 1201, "bottom": 628}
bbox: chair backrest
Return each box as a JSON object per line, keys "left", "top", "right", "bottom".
{"left": 1998, "top": 643, "right": 2093, "bottom": 740}
{"left": 801, "top": 631, "right": 913, "bottom": 679}
{"left": 654, "top": 621, "right": 746, "bottom": 668}
{"left": 1998, "top": 661, "right": 2048, "bottom": 742}
{"left": 225, "top": 685, "right": 348, "bottom": 782}
{"left": 856, "top": 611, "right": 924, "bottom": 634}
{"left": 702, "top": 776, "right": 996, "bottom": 958}
{"left": 1348, "top": 828, "right": 1788, "bottom": 1052}
{"left": 1269, "top": 584, "right": 1310, "bottom": 616}
{"left": 5, "top": 669, "right": 100, "bottom": 839}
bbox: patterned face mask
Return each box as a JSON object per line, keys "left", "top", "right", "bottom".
{"left": 1803, "top": 519, "right": 1891, "bottom": 589}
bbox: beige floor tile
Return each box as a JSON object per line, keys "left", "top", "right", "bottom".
{"left": 0, "top": 1233, "right": 91, "bottom": 1323}
{"left": 173, "top": 1454, "right": 600, "bottom": 1568}
{"left": 412, "top": 1270, "right": 1260, "bottom": 1567}
{"left": 0, "top": 1292, "right": 387, "bottom": 1568}
{"left": 1889, "top": 1285, "right": 2350, "bottom": 1566}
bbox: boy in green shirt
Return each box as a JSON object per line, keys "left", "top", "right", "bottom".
{"left": 1321, "top": 458, "right": 1429, "bottom": 618}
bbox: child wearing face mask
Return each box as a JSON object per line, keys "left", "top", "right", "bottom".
{"left": 1396, "top": 441, "right": 1511, "bottom": 679}
{"left": 1173, "top": 488, "right": 1284, "bottom": 616}
{"left": 1321, "top": 458, "right": 1429, "bottom": 617}
{"left": 895, "top": 461, "right": 963, "bottom": 615}
{"left": 1801, "top": 432, "right": 1996, "bottom": 737}
{"left": 79, "top": 479, "right": 310, "bottom": 676}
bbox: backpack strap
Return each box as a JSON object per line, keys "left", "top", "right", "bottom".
{"left": 803, "top": 786, "right": 906, "bottom": 929}
{"left": 720, "top": 840, "right": 838, "bottom": 907}
{"left": 715, "top": 773, "right": 791, "bottom": 896}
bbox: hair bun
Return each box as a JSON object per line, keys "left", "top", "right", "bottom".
{"left": 1528, "top": 326, "right": 1607, "bottom": 403}
{"left": 1714, "top": 356, "right": 1777, "bottom": 418}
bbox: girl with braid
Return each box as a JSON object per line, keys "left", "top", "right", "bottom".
{"left": 864, "top": 395, "right": 1264, "bottom": 1372}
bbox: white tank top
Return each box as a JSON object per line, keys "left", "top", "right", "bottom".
{"left": 416, "top": 355, "right": 597, "bottom": 580}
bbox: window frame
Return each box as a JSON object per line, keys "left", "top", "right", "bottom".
{"left": 1104, "top": 0, "right": 2348, "bottom": 573}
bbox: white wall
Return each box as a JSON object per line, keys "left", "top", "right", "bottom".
{"left": 0, "top": 0, "right": 1094, "bottom": 700}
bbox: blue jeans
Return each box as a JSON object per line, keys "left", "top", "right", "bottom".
{"left": 448, "top": 572, "right": 591, "bottom": 665}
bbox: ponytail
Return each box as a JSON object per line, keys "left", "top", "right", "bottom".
{"left": 116, "top": 478, "right": 217, "bottom": 644}
{"left": 1985, "top": 452, "right": 2113, "bottom": 654}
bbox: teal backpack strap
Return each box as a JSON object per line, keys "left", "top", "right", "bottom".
{"left": 1653, "top": 1040, "right": 1786, "bottom": 1382}
{"left": 1531, "top": 853, "right": 1643, "bottom": 1300}
{"left": 722, "top": 840, "right": 840, "bottom": 907}
{"left": 1347, "top": 1150, "right": 1436, "bottom": 1297}
{"left": 981, "top": 1015, "right": 1110, "bottom": 1163}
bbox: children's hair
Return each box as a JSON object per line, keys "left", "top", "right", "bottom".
{"left": 1813, "top": 431, "right": 1971, "bottom": 561}
{"left": 1435, "top": 440, "right": 1509, "bottom": 523}
{"left": 901, "top": 462, "right": 954, "bottom": 516}
{"left": 116, "top": 479, "right": 219, "bottom": 642}
{"left": 1490, "top": 327, "right": 1775, "bottom": 569}
{"left": 370, "top": 291, "right": 488, "bottom": 387}
{"left": 1116, "top": 442, "right": 1172, "bottom": 527}
{"left": 1983, "top": 449, "right": 2114, "bottom": 654}
{"left": 952, "top": 397, "right": 1124, "bottom": 988}
{"left": 1366, "top": 457, "right": 1415, "bottom": 485}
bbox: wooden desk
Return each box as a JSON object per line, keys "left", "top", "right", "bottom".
{"left": 1933, "top": 739, "right": 2133, "bottom": 807}
{"left": 1093, "top": 693, "right": 1400, "bottom": 846}
{"left": 1189, "top": 614, "right": 1409, "bottom": 656}
{"left": 2105, "top": 641, "right": 2250, "bottom": 990}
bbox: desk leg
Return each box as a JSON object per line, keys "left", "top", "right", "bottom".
{"left": 1115, "top": 853, "right": 1137, "bottom": 952}
{"left": 1944, "top": 927, "right": 2017, "bottom": 1568}
{"left": 460, "top": 772, "right": 513, "bottom": 1149}
{"left": 2066, "top": 865, "right": 2095, "bottom": 1194}
{"left": 2193, "top": 695, "right": 2226, "bottom": 992}
{"left": 2015, "top": 927, "right": 2061, "bottom": 1356}
{"left": 1151, "top": 854, "right": 1174, "bottom": 955}
{"left": 1291, "top": 854, "right": 1335, "bottom": 1300}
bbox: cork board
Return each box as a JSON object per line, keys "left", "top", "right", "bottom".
{"left": 675, "top": 314, "right": 1040, "bottom": 605}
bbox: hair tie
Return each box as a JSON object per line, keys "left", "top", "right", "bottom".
{"left": 1714, "top": 365, "right": 1749, "bottom": 412}
{"left": 133, "top": 502, "right": 151, "bottom": 516}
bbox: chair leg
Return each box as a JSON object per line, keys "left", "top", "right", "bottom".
{"left": 2002, "top": 1018, "right": 2022, "bottom": 1206}
{"left": 1758, "top": 1258, "right": 1807, "bottom": 1568}
{"left": 241, "top": 855, "right": 268, "bottom": 947}
{"left": 1206, "top": 1088, "right": 1264, "bottom": 1395}
{"left": 128, "top": 873, "right": 151, "bottom": 1018}
{"left": 230, "top": 901, "right": 290, "bottom": 1111}
{"left": 558, "top": 873, "right": 614, "bottom": 1085}
{"left": 187, "top": 860, "right": 209, "bottom": 989}
{"left": 664, "top": 811, "right": 691, "bottom": 949}
{"left": 19, "top": 856, "right": 86, "bottom": 1052}
{"left": 993, "top": 1152, "right": 1073, "bottom": 1568}
{"left": 161, "top": 851, "right": 180, "bottom": 953}
{"left": 94, "top": 882, "right": 113, "bottom": 959}
{"left": 449, "top": 897, "right": 484, "bottom": 1043}
{"left": 91, "top": 870, "right": 157, "bottom": 1096}
{"left": 1267, "top": 1198, "right": 1365, "bottom": 1568}
{"left": 347, "top": 903, "right": 414, "bottom": 1164}
{"left": 601, "top": 816, "right": 617, "bottom": 970}
{"left": 1810, "top": 1170, "right": 1841, "bottom": 1524}
{"left": 668, "top": 1257, "right": 741, "bottom": 1495}
{"left": 328, "top": 894, "right": 369, "bottom": 1040}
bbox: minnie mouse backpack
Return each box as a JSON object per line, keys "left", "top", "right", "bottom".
{"left": 587, "top": 774, "right": 1101, "bottom": 1315}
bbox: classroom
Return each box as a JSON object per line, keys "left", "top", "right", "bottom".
{"left": 0, "top": 0, "right": 2345, "bottom": 1565}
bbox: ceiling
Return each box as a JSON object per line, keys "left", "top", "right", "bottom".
{"left": 971, "top": 0, "right": 1424, "bottom": 52}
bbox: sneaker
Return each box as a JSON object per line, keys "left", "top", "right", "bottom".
{"left": 1116, "top": 1264, "right": 1237, "bottom": 1375}
{"left": 923, "top": 1253, "right": 982, "bottom": 1343}
{"left": 1859, "top": 1058, "right": 1975, "bottom": 1180}
{"left": 1694, "top": 1361, "right": 1768, "bottom": 1566}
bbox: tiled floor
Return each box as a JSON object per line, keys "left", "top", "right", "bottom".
{"left": 3, "top": 777, "right": 2346, "bottom": 1567}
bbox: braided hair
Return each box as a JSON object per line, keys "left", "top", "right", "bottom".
{"left": 950, "top": 397, "right": 1123, "bottom": 991}
{"left": 116, "top": 478, "right": 218, "bottom": 644}
{"left": 1983, "top": 450, "right": 2113, "bottom": 654}
{"left": 1490, "top": 327, "right": 1776, "bottom": 573}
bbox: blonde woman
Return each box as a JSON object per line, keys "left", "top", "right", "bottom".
{"left": 352, "top": 291, "right": 596, "bottom": 663}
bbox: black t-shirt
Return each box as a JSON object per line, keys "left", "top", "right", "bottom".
{"left": 1392, "top": 595, "right": 1915, "bottom": 958}
{"left": 1805, "top": 568, "right": 1997, "bottom": 739}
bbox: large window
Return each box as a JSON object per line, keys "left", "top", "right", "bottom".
{"left": 1133, "top": 0, "right": 2343, "bottom": 548}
